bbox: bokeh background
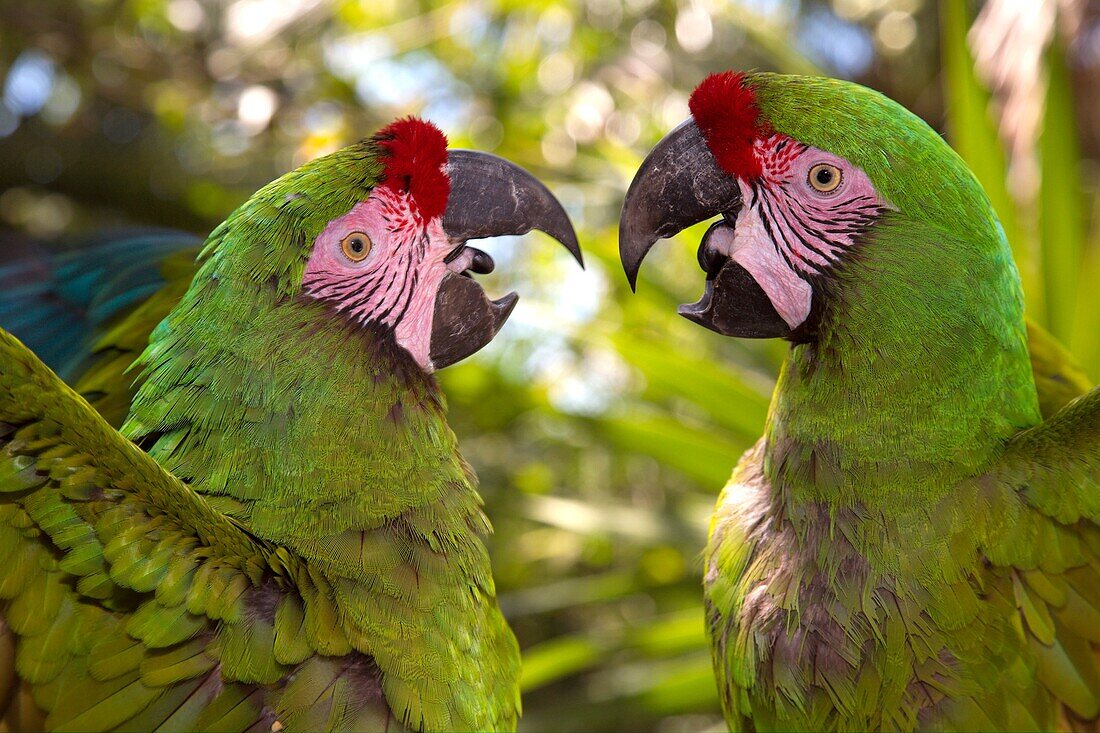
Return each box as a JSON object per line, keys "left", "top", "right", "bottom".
{"left": 2, "top": 0, "right": 1100, "bottom": 730}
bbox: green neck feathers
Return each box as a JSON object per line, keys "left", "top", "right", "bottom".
{"left": 764, "top": 216, "right": 1041, "bottom": 509}
{"left": 123, "top": 266, "right": 478, "bottom": 547}
{"left": 744, "top": 73, "right": 1043, "bottom": 510}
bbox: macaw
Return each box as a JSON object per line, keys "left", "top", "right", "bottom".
{"left": 619, "top": 71, "right": 1100, "bottom": 731}
{"left": 0, "top": 117, "right": 581, "bottom": 732}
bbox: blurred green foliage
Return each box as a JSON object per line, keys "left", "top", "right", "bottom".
{"left": 1, "top": 0, "right": 1099, "bottom": 730}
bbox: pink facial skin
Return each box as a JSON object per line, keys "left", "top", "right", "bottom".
{"left": 302, "top": 186, "right": 467, "bottom": 372}
{"left": 714, "top": 135, "right": 889, "bottom": 329}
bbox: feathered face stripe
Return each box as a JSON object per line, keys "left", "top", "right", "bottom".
{"left": 303, "top": 117, "right": 453, "bottom": 359}
{"left": 304, "top": 189, "right": 426, "bottom": 329}
{"left": 302, "top": 184, "right": 458, "bottom": 371}
{"left": 702, "top": 130, "right": 889, "bottom": 329}
{"left": 747, "top": 136, "right": 884, "bottom": 279}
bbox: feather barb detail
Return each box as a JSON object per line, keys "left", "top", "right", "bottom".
{"left": 376, "top": 117, "right": 450, "bottom": 221}
{"left": 689, "top": 71, "right": 771, "bottom": 180}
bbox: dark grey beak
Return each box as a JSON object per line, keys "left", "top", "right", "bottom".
{"left": 618, "top": 121, "right": 793, "bottom": 339}
{"left": 443, "top": 150, "right": 583, "bottom": 264}
{"left": 429, "top": 150, "right": 582, "bottom": 370}
{"left": 618, "top": 120, "right": 740, "bottom": 291}
{"left": 676, "top": 222, "right": 790, "bottom": 338}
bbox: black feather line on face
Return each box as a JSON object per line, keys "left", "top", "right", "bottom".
{"left": 757, "top": 193, "right": 804, "bottom": 276}
{"left": 770, "top": 191, "right": 835, "bottom": 267}
{"left": 370, "top": 227, "right": 429, "bottom": 329}
{"left": 388, "top": 268, "right": 419, "bottom": 328}
{"left": 341, "top": 269, "right": 388, "bottom": 315}
{"left": 333, "top": 273, "right": 379, "bottom": 300}
{"left": 372, "top": 252, "right": 409, "bottom": 326}
{"left": 804, "top": 196, "right": 872, "bottom": 229}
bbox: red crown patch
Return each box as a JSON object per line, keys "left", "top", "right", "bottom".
{"left": 377, "top": 117, "right": 450, "bottom": 221}
{"left": 689, "top": 72, "right": 771, "bottom": 180}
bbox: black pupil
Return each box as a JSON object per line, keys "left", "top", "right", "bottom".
{"left": 816, "top": 167, "right": 833, "bottom": 185}
{"left": 350, "top": 237, "right": 364, "bottom": 253}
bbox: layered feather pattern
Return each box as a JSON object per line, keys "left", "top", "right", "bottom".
{"left": 0, "top": 130, "right": 520, "bottom": 732}
{"left": 699, "top": 72, "right": 1100, "bottom": 732}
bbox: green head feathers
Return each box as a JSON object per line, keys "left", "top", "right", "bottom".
{"left": 196, "top": 137, "right": 383, "bottom": 297}
{"left": 621, "top": 71, "right": 1040, "bottom": 497}
{"left": 743, "top": 72, "right": 1005, "bottom": 249}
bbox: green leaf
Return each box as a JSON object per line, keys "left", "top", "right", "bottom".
{"left": 727, "top": 7, "right": 824, "bottom": 76}
{"left": 1039, "top": 37, "right": 1088, "bottom": 347}
{"left": 635, "top": 652, "right": 721, "bottom": 715}
{"left": 599, "top": 411, "right": 744, "bottom": 487}
{"left": 1071, "top": 191, "right": 1100, "bottom": 377}
{"left": 521, "top": 636, "right": 604, "bottom": 692}
{"left": 625, "top": 608, "right": 708, "bottom": 657}
{"left": 940, "top": 1, "right": 1036, "bottom": 318}
{"left": 615, "top": 336, "right": 771, "bottom": 440}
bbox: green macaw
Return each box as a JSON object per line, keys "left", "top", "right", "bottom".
{"left": 0, "top": 117, "right": 582, "bottom": 732}
{"left": 619, "top": 71, "right": 1100, "bottom": 731}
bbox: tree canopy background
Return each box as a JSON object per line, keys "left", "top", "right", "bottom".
{"left": 2, "top": 0, "right": 1099, "bottom": 729}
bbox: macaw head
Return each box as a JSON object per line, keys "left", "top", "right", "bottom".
{"left": 201, "top": 117, "right": 581, "bottom": 373}
{"left": 618, "top": 71, "right": 1013, "bottom": 343}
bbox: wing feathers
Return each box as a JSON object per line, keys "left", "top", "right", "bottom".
{"left": 994, "top": 387, "right": 1100, "bottom": 526}
{"left": 983, "top": 383, "right": 1100, "bottom": 725}
{"left": 0, "top": 325, "right": 413, "bottom": 731}
{"left": 0, "top": 328, "right": 268, "bottom": 568}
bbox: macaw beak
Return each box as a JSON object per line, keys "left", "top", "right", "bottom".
{"left": 618, "top": 120, "right": 792, "bottom": 339}
{"left": 429, "top": 150, "right": 583, "bottom": 370}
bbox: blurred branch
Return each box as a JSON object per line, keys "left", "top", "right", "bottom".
{"left": 726, "top": 6, "right": 825, "bottom": 77}
{"left": 520, "top": 493, "right": 708, "bottom": 546}
{"left": 1038, "top": 35, "right": 1087, "bottom": 345}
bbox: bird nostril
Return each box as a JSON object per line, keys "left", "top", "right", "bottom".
{"left": 469, "top": 249, "right": 495, "bottom": 275}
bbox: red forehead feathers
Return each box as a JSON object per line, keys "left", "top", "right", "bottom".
{"left": 689, "top": 72, "right": 771, "bottom": 180}
{"left": 376, "top": 117, "right": 450, "bottom": 221}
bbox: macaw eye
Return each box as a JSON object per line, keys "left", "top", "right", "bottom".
{"left": 808, "top": 163, "right": 842, "bottom": 193}
{"left": 340, "top": 231, "right": 373, "bottom": 262}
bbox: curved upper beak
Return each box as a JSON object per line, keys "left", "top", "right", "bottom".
{"left": 618, "top": 120, "right": 740, "bottom": 291}
{"left": 443, "top": 150, "right": 583, "bottom": 265}
{"left": 428, "top": 150, "right": 582, "bottom": 371}
{"left": 618, "top": 121, "right": 795, "bottom": 340}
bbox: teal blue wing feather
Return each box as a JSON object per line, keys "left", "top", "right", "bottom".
{"left": 0, "top": 231, "right": 200, "bottom": 382}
